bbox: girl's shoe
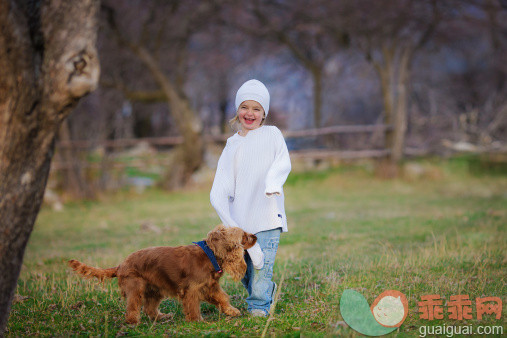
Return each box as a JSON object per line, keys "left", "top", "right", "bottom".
{"left": 249, "top": 309, "right": 268, "bottom": 317}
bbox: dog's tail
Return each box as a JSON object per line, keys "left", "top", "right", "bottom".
{"left": 68, "top": 259, "right": 118, "bottom": 281}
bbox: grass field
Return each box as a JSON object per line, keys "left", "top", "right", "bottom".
{"left": 6, "top": 159, "right": 507, "bottom": 336}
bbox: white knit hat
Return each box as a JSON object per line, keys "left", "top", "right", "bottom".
{"left": 235, "top": 79, "right": 270, "bottom": 116}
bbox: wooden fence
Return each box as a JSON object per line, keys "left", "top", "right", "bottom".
{"left": 51, "top": 124, "right": 392, "bottom": 171}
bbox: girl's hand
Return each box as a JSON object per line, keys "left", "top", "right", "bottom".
{"left": 247, "top": 242, "right": 264, "bottom": 269}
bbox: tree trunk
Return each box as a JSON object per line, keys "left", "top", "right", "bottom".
{"left": 391, "top": 47, "right": 412, "bottom": 162}
{"left": 379, "top": 46, "right": 394, "bottom": 153}
{"left": 311, "top": 65, "right": 323, "bottom": 129}
{"left": 218, "top": 75, "right": 229, "bottom": 134}
{"left": 373, "top": 44, "right": 412, "bottom": 167}
{"left": 0, "top": 0, "right": 100, "bottom": 333}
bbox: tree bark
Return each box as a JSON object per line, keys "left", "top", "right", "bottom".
{"left": 391, "top": 47, "right": 412, "bottom": 162}
{"left": 310, "top": 65, "right": 323, "bottom": 128}
{"left": 371, "top": 43, "right": 413, "bottom": 166}
{"left": 0, "top": 0, "right": 100, "bottom": 333}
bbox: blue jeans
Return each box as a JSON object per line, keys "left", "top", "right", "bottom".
{"left": 242, "top": 228, "right": 281, "bottom": 315}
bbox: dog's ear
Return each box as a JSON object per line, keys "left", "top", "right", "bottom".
{"left": 206, "top": 225, "right": 228, "bottom": 258}
{"left": 221, "top": 248, "right": 247, "bottom": 281}
{"left": 242, "top": 232, "right": 257, "bottom": 250}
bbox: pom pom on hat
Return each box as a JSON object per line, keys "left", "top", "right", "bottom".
{"left": 235, "top": 79, "right": 270, "bottom": 116}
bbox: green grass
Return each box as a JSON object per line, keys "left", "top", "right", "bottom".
{"left": 7, "top": 160, "right": 507, "bottom": 337}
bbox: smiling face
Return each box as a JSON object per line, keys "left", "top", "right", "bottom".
{"left": 237, "top": 100, "right": 265, "bottom": 135}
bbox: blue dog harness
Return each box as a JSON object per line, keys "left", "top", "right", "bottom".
{"left": 193, "top": 240, "right": 222, "bottom": 273}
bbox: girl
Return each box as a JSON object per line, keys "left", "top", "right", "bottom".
{"left": 210, "top": 79, "right": 291, "bottom": 317}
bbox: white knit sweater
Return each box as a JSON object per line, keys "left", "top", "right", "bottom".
{"left": 210, "top": 125, "right": 292, "bottom": 235}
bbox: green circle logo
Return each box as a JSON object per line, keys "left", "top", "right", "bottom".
{"left": 340, "top": 289, "right": 409, "bottom": 336}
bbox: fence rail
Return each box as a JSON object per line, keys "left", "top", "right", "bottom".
{"left": 52, "top": 124, "right": 394, "bottom": 172}
{"left": 290, "top": 149, "right": 390, "bottom": 159}
{"left": 283, "top": 124, "right": 391, "bottom": 138}
{"left": 55, "top": 124, "right": 391, "bottom": 149}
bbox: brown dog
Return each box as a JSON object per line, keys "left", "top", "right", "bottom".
{"left": 68, "top": 225, "right": 257, "bottom": 324}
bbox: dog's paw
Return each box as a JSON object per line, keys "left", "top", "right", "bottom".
{"left": 125, "top": 318, "right": 139, "bottom": 325}
{"left": 224, "top": 306, "right": 241, "bottom": 317}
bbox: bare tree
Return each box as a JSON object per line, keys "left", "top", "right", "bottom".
{"left": 337, "top": 0, "right": 443, "bottom": 165}
{"left": 0, "top": 0, "right": 100, "bottom": 333}
{"left": 101, "top": 0, "right": 224, "bottom": 189}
